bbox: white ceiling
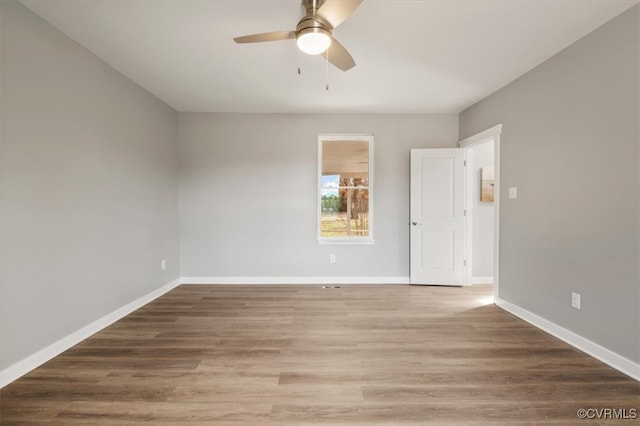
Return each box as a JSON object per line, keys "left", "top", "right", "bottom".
{"left": 19, "top": 0, "right": 639, "bottom": 114}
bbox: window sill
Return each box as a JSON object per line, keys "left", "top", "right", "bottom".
{"left": 317, "top": 238, "right": 375, "bottom": 245}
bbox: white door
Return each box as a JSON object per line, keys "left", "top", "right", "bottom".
{"left": 410, "top": 148, "right": 466, "bottom": 285}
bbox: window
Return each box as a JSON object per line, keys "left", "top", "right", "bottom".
{"left": 318, "top": 134, "right": 374, "bottom": 244}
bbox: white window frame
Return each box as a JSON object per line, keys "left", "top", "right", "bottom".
{"left": 317, "top": 134, "right": 375, "bottom": 245}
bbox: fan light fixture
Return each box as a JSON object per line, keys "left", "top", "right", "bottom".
{"left": 296, "top": 28, "right": 331, "bottom": 55}
{"left": 233, "top": 0, "right": 362, "bottom": 71}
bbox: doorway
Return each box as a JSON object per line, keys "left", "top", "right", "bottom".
{"left": 459, "top": 124, "right": 502, "bottom": 301}
{"left": 409, "top": 125, "right": 501, "bottom": 299}
{"left": 465, "top": 140, "right": 495, "bottom": 284}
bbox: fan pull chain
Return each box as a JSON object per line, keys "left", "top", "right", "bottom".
{"left": 297, "top": 47, "right": 302, "bottom": 75}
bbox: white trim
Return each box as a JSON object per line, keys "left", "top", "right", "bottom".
{"left": 317, "top": 239, "right": 375, "bottom": 245}
{"left": 496, "top": 298, "right": 640, "bottom": 382}
{"left": 458, "top": 124, "right": 503, "bottom": 148}
{"left": 493, "top": 132, "right": 501, "bottom": 302}
{"left": 0, "top": 279, "right": 181, "bottom": 389}
{"left": 471, "top": 276, "right": 494, "bottom": 284}
{"left": 463, "top": 150, "right": 473, "bottom": 286}
{"left": 181, "top": 276, "right": 410, "bottom": 285}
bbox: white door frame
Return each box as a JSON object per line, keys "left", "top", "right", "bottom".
{"left": 458, "top": 124, "right": 502, "bottom": 301}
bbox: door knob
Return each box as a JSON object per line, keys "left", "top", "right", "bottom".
{"left": 412, "top": 221, "right": 422, "bottom": 226}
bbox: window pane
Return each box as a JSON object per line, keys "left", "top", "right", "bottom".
{"left": 321, "top": 189, "right": 369, "bottom": 237}
{"left": 322, "top": 141, "right": 369, "bottom": 177}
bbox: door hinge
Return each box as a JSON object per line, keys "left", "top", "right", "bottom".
{"left": 463, "top": 260, "right": 467, "bottom": 266}
{"left": 464, "top": 160, "right": 467, "bottom": 166}
{"left": 464, "top": 210, "right": 467, "bottom": 216}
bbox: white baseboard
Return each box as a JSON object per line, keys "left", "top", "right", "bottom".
{"left": 0, "top": 278, "right": 181, "bottom": 389}
{"left": 496, "top": 298, "right": 640, "bottom": 382}
{"left": 471, "top": 276, "right": 494, "bottom": 284}
{"left": 180, "top": 276, "right": 410, "bottom": 285}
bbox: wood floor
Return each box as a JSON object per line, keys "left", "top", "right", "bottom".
{"left": 1, "top": 284, "right": 638, "bottom": 425}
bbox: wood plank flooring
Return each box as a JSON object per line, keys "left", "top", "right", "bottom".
{"left": 1, "top": 284, "right": 638, "bottom": 425}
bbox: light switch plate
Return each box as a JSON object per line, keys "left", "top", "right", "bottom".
{"left": 508, "top": 187, "right": 518, "bottom": 199}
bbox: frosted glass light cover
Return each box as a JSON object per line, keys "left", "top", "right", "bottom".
{"left": 297, "top": 32, "right": 331, "bottom": 55}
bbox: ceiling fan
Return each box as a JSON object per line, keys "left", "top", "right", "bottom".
{"left": 233, "top": 0, "right": 363, "bottom": 71}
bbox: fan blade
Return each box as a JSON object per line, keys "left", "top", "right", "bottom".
{"left": 234, "top": 31, "right": 295, "bottom": 44}
{"left": 316, "top": 0, "right": 363, "bottom": 29}
{"left": 322, "top": 37, "right": 355, "bottom": 71}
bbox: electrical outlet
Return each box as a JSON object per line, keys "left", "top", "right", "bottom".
{"left": 329, "top": 254, "right": 336, "bottom": 264}
{"left": 571, "top": 292, "right": 581, "bottom": 310}
{"left": 161, "top": 260, "right": 166, "bottom": 271}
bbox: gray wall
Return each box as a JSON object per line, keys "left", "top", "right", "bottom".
{"left": 460, "top": 6, "right": 639, "bottom": 362}
{"left": 178, "top": 113, "right": 458, "bottom": 278}
{"left": 0, "top": 1, "right": 180, "bottom": 370}
{"left": 471, "top": 141, "right": 494, "bottom": 279}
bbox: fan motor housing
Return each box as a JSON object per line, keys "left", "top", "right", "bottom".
{"left": 296, "top": 15, "right": 332, "bottom": 40}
